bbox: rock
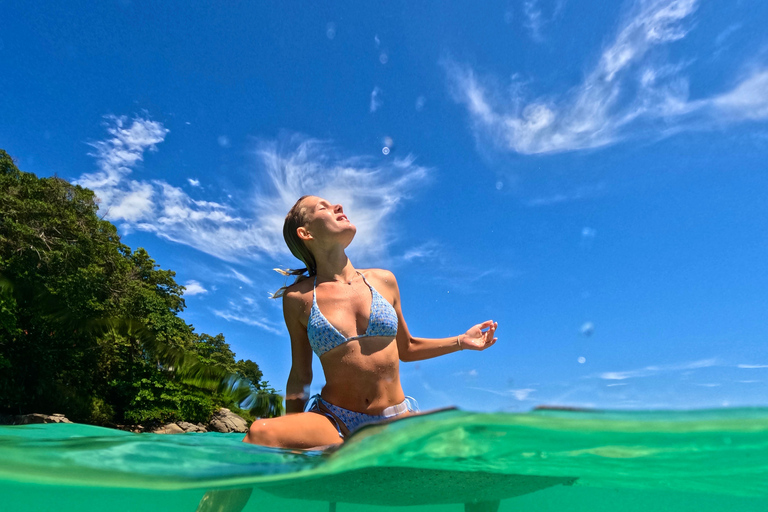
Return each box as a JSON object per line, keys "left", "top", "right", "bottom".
{"left": 208, "top": 408, "right": 248, "bottom": 433}
{"left": 13, "top": 413, "right": 73, "bottom": 425}
{"left": 152, "top": 423, "right": 185, "bottom": 434}
{"left": 177, "top": 421, "right": 207, "bottom": 433}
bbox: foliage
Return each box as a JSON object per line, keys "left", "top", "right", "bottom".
{"left": 0, "top": 149, "right": 283, "bottom": 425}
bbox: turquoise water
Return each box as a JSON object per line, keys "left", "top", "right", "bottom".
{"left": 2, "top": 408, "right": 767, "bottom": 511}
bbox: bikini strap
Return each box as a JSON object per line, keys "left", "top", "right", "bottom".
{"left": 356, "top": 270, "right": 373, "bottom": 290}
{"left": 312, "top": 275, "right": 318, "bottom": 304}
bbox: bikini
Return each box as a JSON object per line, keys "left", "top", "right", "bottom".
{"left": 305, "top": 271, "right": 418, "bottom": 437}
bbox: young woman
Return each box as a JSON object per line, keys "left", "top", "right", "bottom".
{"left": 243, "top": 195, "right": 498, "bottom": 449}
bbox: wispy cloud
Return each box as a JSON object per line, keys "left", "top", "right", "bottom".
{"left": 737, "top": 364, "right": 768, "bottom": 369}
{"left": 250, "top": 134, "right": 430, "bottom": 261}
{"left": 714, "top": 23, "right": 741, "bottom": 47}
{"left": 370, "top": 86, "right": 383, "bottom": 113}
{"left": 470, "top": 386, "right": 537, "bottom": 401}
{"left": 597, "top": 358, "right": 718, "bottom": 380}
{"left": 227, "top": 267, "right": 254, "bottom": 286}
{"left": 79, "top": 117, "right": 430, "bottom": 264}
{"left": 188, "top": 178, "right": 201, "bottom": 187}
{"left": 402, "top": 241, "right": 441, "bottom": 262}
{"left": 76, "top": 115, "right": 168, "bottom": 221}
{"left": 212, "top": 309, "right": 281, "bottom": 334}
{"left": 447, "top": 0, "right": 768, "bottom": 155}
{"left": 523, "top": 1, "right": 545, "bottom": 42}
{"left": 183, "top": 280, "right": 208, "bottom": 296}
{"left": 525, "top": 183, "right": 606, "bottom": 206}
{"left": 522, "top": 0, "right": 565, "bottom": 42}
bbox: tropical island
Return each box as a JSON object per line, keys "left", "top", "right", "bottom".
{"left": 0, "top": 149, "right": 282, "bottom": 432}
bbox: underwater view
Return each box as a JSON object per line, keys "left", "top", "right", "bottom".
{"left": 3, "top": 408, "right": 768, "bottom": 511}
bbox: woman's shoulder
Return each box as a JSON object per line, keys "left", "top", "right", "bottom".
{"left": 283, "top": 276, "right": 314, "bottom": 300}
{"left": 359, "top": 268, "right": 397, "bottom": 285}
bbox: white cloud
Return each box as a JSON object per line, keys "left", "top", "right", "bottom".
{"left": 212, "top": 310, "right": 281, "bottom": 334}
{"left": 598, "top": 358, "right": 717, "bottom": 380}
{"left": 711, "top": 70, "right": 768, "bottom": 121}
{"left": 183, "top": 280, "right": 208, "bottom": 296}
{"left": 523, "top": 1, "right": 545, "bottom": 42}
{"left": 251, "top": 135, "right": 430, "bottom": 261}
{"left": 525, "top": 183, "right": 605, "bottom": 206}
{"left": 79, "top": 118, "right": 430, "bottom": 264}
{"left": 521, "top": 0, "right": 566, "bottom": 42}
{"left": 402, "top": 241, "right": 441, "bottom": 262}
{"left": 370, "top": 86, "right": 383, "bottom": 113}
{"left": 470, "top": 386, "right": 536, "bottom": 400}
{"left": 737, "top": 364, "right": 768, "bottom": 369}
{"left": 227, "top": 267, "right": 254, "bottom": 286}
{"left": 714, "top": 23, "right": 741, "bottom": 47}
{"left": 188, "top": 178, "right": 201, "bottom": 187}
{"left": 76, "top": 115, "right": 168, "bottom": 221}
{"left": 448, "top": 0, "right": 768, "bottom": 155}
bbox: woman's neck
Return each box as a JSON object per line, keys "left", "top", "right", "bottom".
{"left": 313, "top": 247, "right": 356, "bottom": 283}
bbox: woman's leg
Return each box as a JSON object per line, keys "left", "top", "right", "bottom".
{"left": 243, "top": 411, "right": 343, "bottom": 449}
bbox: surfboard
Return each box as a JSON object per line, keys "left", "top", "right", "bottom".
{"left": 257, "top": 466, "right": 578, "bottom": 511}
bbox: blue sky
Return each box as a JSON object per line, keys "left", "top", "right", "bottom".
{"left": 2, "top": 0, "right": 768, "bottom": 412}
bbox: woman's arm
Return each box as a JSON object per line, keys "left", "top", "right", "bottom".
{"left": 282, "top": 289, "right": 314, "bottom": 413}
{"left": 376, "top": 270, "right": 498, "bottom": 362}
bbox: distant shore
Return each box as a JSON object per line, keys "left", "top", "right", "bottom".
{"left": 0, "top": 408, "right": 250, "bottom": 434}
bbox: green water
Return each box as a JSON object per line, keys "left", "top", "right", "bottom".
{"left": 1, "top": 408, "right": 767, "bottom": 511}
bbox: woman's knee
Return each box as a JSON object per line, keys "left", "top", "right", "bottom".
{"left": 244, "top": 419, "right": 280, "bottom": 446}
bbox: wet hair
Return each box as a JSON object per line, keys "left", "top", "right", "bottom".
{"left": 272, "top": 195, "right": 317, "bottom": 298}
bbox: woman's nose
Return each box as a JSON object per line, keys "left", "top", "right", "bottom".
{"left": 334, "top": 204, "right": 343, "bottom": 213}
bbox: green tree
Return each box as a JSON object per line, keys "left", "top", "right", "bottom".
{"left": 0, "top": 149, "right": 283, "bottom": 424}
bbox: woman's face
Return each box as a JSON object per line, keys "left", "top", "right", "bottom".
{"left": 299, "top": 196, "right": 356, "bottom": 246}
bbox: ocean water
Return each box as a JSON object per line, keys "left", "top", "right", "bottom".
{"left": 1, "top": 408, "right": 767, "bottom": 511}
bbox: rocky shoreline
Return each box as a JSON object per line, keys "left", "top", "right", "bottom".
{"left": 0, "top": 407, "right": 250, "bottom": 434}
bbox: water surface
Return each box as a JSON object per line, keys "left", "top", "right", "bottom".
{"left": 2, "top": 408, "right": 767, "bottom": 511}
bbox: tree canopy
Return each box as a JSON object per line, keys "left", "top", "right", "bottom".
{"left": 0, "top": 149, "right": 282, "bottom": 425}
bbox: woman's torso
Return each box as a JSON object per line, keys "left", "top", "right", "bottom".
{"left": 297, "top": 269, "right": 405, "bottom": 414}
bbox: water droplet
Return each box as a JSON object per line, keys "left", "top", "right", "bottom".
{"left": 217, "top": 135, "right": 231, "bottom": 148}
{"left": 374, "top": 35, "right": 381, "bottom": 47}
{"left": 578, "top": 356, "right": 586, "bottom": 364}
{"left": 580, "top": 322, "right": 594, "bottom": 336}
{"left": 325, "top": 23, "right": 336, "bottom": 40}
{"left": 383, "top": 136, "right": 394, "bottom": 147}
{"left": 415, "top": 96, "right": 426, "bottom": 111}
{"left": 379, "top": 52, "right": 389, "bottom": 64}
{"left": 495, "top": 181, "right": 503, "bottom": 190}
{"left": 382, "top": 147, "right": 390, "bottom": 155}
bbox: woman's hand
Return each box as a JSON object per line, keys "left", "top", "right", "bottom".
{"left": 459, "top": 320, "right": 498, "bottom": 351}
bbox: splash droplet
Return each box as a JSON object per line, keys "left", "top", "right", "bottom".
{"left": 495, "top": 181, "right": 503, "bottom": 190}
{"left": 379, "top": 52, "right": 389, "bottom": 64}
{"left": 325, "top": 23, "right": 336, "bottom": 40}
{"left": 580, "top": 322, "right": 594, "bottom": 336}
{"left": 578, "top": 356, "right": 586, "bottom": 364}
{"left": 382, "top": 147, "right": 390, "bottom": 155}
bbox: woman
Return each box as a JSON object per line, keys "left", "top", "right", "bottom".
{"left": 243, "top": 196, "right": 498, "bottom": 449}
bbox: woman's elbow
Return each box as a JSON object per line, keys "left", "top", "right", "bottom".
{"left": 287, "top": 367, "right": 312, "bottom": 388}
{"left": 398, "top": 343, "right": 414, "bottom": 362}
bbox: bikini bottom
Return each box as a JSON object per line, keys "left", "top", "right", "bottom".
{"left": 306, "top": 394, "right": 419, "bottom": 438}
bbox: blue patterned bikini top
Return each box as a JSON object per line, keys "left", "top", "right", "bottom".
{"left": 307, "top": 271, "right": 399, "bottom": 357}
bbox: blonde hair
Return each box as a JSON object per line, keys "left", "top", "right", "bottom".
{"left": 272, "top": 196, "right": 317, "bottom": 299}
